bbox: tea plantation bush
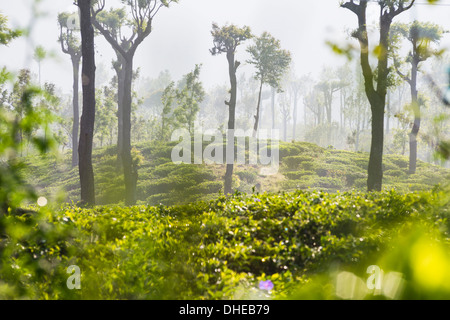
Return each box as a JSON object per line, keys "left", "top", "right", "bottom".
{"left": 1, "top": 188, "right": 449, "bottom": 300}
{"left": 22, "top": 140, "right": 450, "bottom": 205}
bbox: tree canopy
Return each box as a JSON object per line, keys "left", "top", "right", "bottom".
{"left": 247, "top": 31, "right": 291, "bottom": 91}
{"left": 210, "top": 23, "right": 252, "bottom": 56}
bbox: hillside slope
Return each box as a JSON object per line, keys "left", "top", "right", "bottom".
{"left": 22, "top": 140, "right": 450, "bottom": 205}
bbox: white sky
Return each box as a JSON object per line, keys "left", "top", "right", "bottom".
{"left": 0, "top": 0, "right": 449, "bottom": 94}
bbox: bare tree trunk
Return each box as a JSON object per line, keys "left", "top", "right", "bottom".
{"left": 385, "top": 91, "right": 391, "bottom": 135}
{"left": 253, "top": 79, "right": 264, "bottom": 137}
{"left": 292, "top": 92, "right": 298, "bottom": 141}
{"left": 78, "top": 0, "right": 96, "bottom": 205}
{"left": 114, "top": 53, "right": 126, "bottom": 159}
{"left": 368, "top": 104, "right": 385, "bottom": 191}
{"left": 122, "top": 57, "right": 138, "bottom": 206}
{"left": 409, "top": 60, "right": 420, "bottom": 174}
{"left": 304, "top": 99, "right": 307, "bottom": 127}
{"left": 271, "top": 87, "right": 275, "bottom": 130}
{"left": 326, "top": 93, "right": 332, "bottom": 124}
{"left": 224, "top": 51, "right": 237, "bottom": 196}
{"left": 71, "top": 56, "right": 80, "bottom": 167}
{"left": 340, "top": 90, "right": 343, "bottom": 128}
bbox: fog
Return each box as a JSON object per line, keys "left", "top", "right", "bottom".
{"left": 1, "top": 0, "right": 449, "bottom": 95}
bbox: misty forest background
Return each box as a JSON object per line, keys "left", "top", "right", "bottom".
{"left": 0, "top": 0, "right": 450, "bottom": 300}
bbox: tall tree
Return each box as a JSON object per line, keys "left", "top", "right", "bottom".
{"left": 289, "top": 73, "right": 303, "bottom": 141}
{"left": 174, "top": 64, "right": 205, "bottom": 135}
{"left": 316, "top": 69, "right": 341, "bottom": 125}
{"left": 95, "top": 85, "right": 117, "bottom": 147}
{"left": 246, "top": 32, "right": 291, "bottom": 136}
{"left": 33, "top": 45, "right": 46, "bottom": 86}
{"left": 279, "top": 93, "right": 290, "bottom": 141}
{"left": 341, "top": 0, "right": 416, "bottom": 191}
{"left": 7, "top": 69, "right": 31, "bottom": 155}
{"left": 390, "top": 21, "right": 444, "bottom": 174}
{"left": 58, "top": 11, "right": 82, "bottom": 167}
{"left": 92, "top": 0, "right": 178, "bottom": 206}
{"left": 335, "top": 64, "right": 352, "bottom": 128}
{"left": 210, "top": 23, "right": 252, "bottom": 195}
{"left": 160, "top": 81, "right": 176, "bottom": 141}
{"left": 94, "top": 7, "right": 127, "bottom": 155}
{"left": 304, "top": 86, "right": 325, "bottom": 126}
{"left": 78, "top": 0, "right": 96, "bottom": 205}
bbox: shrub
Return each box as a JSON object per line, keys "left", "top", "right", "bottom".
{"left": 343, "top": 171, "right": 366, "bottom": 187}
{"left": 236, "top": 170, "right": 258, "bottom": 184}
{"left": 354, "top": 178, "right": 367, "bottom": 189}
{"left": 384, "top": 169, "right": 407, "bottom": 179}
{"left": 1, "top": 188, "right": 450, "bottom": 299}
{"left": 353, "top": 158, "right": 368, "bottom": 170}
{"left": 285, "top": 170, "right": 316, "bottom": 180}
{"left": 324, "top": 155, "right": 353, "bottom": 166}
{"left": 388, "top": 155, "right": 408, "bottom": 169}
{"left": 317, "top": 177, "right": 345, "bottom": 190}
{"left": 189, "top": 181, "right": 223, "bottom": 194}
{"left": 301, "top": 161, "right": 317, "bottom": 171}
{"left": 282, "top": 156, "right": 313, "bottom": 170}
{"left": 279, "top": 143, "right": 301, "bottom": 158}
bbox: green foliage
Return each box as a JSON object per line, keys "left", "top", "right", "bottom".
{"left": 390, "top": 21, "right": 444, "bottom": 64}
{"left": 246, "top": 32, "right": 292, "bottom": 90}
{"left": 159, "top": 81, "right": 176, "bottom": 141}
{"left": 283, "top": 156, "right": 313, "bottom": 170}
{"left": 94, "top": 85, "right": 117, "bottom": 147}
{"left": 0, "top": 70, "right": 56, "bottom": 212}
{"left": 210, "top": 23, "right": 252, "bottom": 56}
{"left": 0, "top": 188, "right": 449, "bottom": 299}
{"left": 236, "top": 170, "right": 258, "bottom": 184}
{"left": 96, "top": 8, "right": 128, "bottom": 38}
{"left": 173, "top": 64, "right": 205, "bottom": 135}
{"left": 33, "top": 45, "right": 47, "bottom": 63}
{"left": 0, "top": 45, "right": 61, "bottom": 299}
{"left": 0, "top": 13, "right": 21, "bottom": 45}
{"left": 22, "top": 139, "right": 450, "bottom": 206}
{"left": 58, "top": 11, "right": 81, "bottom": 55}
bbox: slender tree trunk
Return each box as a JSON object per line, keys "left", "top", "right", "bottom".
{"left": 366, "top": 17, "right": 391, "bottom": 191}
{"left": 271, "top": 87, "right": 275, "bottom": 130}
{"left": 38, "top": 62, "right": 41, "bottom": 87}
{"left": 304, "top": 99, "right": 307, "bottom": 127}
{"left": 71, "top": 56, "right": 80, "bottom": 167}
{"left": 356, "top": 99, "right": 361, "bottom": 151}
{"left": 115, "top": 55, "right": 125, "bottom": 158}
{"left": 224, "top": 51, "right": 237, "bottom": 195}
{"left": 385, "top": 90, "right": 391, "bottom": 135}
{"left": 122, "top": 56, "right": 138, "bottom": 206}
{"left": 409, "top": 60, "right": 420, "bottom": 174}
{"left": 367, "top": 102, "right": 385, "bottom": 190}
{"left": 259, "top": 103, "right": 263, "bottom": 130}
{"left": 326, "top": 93, "right": 332, "bottom": 124}
{"left": 253, "top": 79, "right": 264, "bottom": 137}
{"left": 339, "top": 90, "right": 343, "bottom": 127}
{"left": 78, "top": 0, "right": 96, "bottom": 205}
{"left": 292, "top": 92, "right": 298, "bottom": 141}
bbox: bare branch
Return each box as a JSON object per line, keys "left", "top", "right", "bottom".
{"left": 341, "top": 0, "right": 360, "bottom": 15}
{"left": 91, "top": 15, "right": 128, "bottom": 59}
